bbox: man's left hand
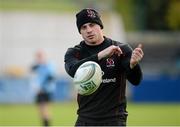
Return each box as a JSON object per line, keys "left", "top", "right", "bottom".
{"left": 130, "top": 44, "right": 144, "bottom": 69}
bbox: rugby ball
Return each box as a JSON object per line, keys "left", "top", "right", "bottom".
{"left": 73, "top": 61, "right": 102, "bottom": 95}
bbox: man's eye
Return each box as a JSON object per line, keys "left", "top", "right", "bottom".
{"left": 89, "top": 23, "right": 95, "bottom": 27}
{"left": 81, "top": 26, "right": 86, "bottom": 29}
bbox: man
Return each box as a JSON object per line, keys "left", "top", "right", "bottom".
{"left": 31, "top": 49, "right": 56, "bottom": 126}
{"left": 64, "top": 8, "right": 144, "bottom": 126}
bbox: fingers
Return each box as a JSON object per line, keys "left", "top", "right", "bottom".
{"left": 98, "top": 45, "right": 123, "bottom": 60}
{"left": 130, "top": 44, "right": 144, "bottom": 68}
{"left": 134, "top": 44, "right": 144, "bottom": 56}
{"left": 131, "top": 51, "right": 143, "bottom": 62}
{"left": 105, "top": 45, "right": 122, "bottom": 56}
{"left": 113, "top": 45, "right": 123, "bottom": 56}
{"left": 137, "top": 44, "right": 142, "bottom": 49}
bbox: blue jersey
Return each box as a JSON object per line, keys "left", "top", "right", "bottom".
{"left": 31, "top": 62, "right": 56, "bottom": 93}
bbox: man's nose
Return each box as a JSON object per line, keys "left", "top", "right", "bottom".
{"left": 86, "top": 26, "right": 92, "bottom": 32}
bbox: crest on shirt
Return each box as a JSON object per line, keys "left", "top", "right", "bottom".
{"left": 87, "top": 9, "right": 96, "bottom": 18}
{"left": 106, "top": 58, "right": 115, "bottom": 67}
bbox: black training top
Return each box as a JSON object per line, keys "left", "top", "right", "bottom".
{"left": 64, "top": 37, "right": 142, "bottom": 123}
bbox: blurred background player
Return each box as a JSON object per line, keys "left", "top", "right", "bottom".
{"left": 31, "top": 49, "right": 56, "bottom": 126}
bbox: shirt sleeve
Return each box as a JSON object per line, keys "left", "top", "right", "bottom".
{"left": 64, "top": 48, "right": 99, "bottom": 77}
{"left": 119, "top": 43, "right": 143, "bottom": 85}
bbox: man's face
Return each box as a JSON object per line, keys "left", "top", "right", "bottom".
{"left": 80, "top": 23, "right": 104, "bottom": 45}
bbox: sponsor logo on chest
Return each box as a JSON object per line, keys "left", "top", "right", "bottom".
{"left": 102, "top": 78, "right": 116, "bottom": 83}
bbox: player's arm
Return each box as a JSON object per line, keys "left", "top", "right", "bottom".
{"left": 65, "top": 45, "right": 122, "bottom": 77}
{"left": 98, "top": 45, "right": 122, "bottom": 60}
{"left": 64, "top": 48, "right": 99, "bottom": 77}
{"left": 120, "top": 44, "right": 143, "bottom": 85}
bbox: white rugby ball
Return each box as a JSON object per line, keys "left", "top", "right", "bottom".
{"left": 73, "top": 61, "right": 102, "bottom": 95}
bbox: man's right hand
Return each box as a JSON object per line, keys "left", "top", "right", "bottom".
{"left": 98, "top": 45, "right": 123, "bottom": 60}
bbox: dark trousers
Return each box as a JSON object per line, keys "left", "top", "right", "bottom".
{"left": 75, "top": 117, "right": 127, "bottom": 126}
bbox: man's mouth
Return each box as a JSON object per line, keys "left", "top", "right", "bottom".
{"left": 87, "top": 35, "right": 94, "bottom": 39}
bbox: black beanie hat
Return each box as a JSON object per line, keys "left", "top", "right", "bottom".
{"left": 76, "top": 8, "right": 103, "bottom": 33}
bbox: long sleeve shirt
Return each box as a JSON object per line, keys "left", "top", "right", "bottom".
{"left": 64, "top": 37, "right": 142, "bottom": 123}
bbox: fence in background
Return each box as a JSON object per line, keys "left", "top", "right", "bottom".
{"left": 0, "top": 75, "right": 180, "bottom": 104}
{"left": 131, "top": 74, "right": 180, "bottom": 102}
{"left": 0, "top": 76, "right": 73, "bottom": 104}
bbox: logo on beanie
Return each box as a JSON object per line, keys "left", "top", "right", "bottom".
{"left": 87, "top": 9, "right": 96, "bottom": 18}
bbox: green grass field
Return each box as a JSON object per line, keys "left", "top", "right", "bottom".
{"left": 0, "top": 101, "right": 180, "bottom": 126}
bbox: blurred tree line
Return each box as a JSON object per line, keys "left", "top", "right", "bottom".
{"left": 0, "top": 0, "right": 179, "bottom": 31}
{"left": 114, "top": 0, "right": 180, "bottom": 31}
